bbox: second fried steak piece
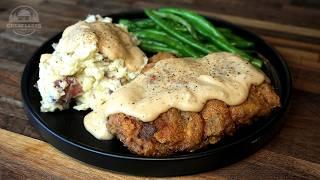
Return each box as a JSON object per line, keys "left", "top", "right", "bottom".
{"left": 108, "top": 82, "right": 280, "bottom": 157}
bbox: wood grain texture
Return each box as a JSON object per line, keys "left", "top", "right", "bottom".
{"left": 1, "top": 128, "right": 319, "bottom": 179}
{"left": 0, "top": 0, "right": 319, "bottom": 179}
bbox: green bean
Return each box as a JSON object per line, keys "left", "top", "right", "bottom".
{"left": 139, "top": 40, "right": 183, "bottom": 57}
{"left": 153, "top": 11, "right": 200, "bottom": 40}
{"left": 119, "top": 19, "right": 156, "bottom": 31}
{"left": 119, "top": 19, "right": 135, "bottom": 29}
{"left": 217, "top": 27, "right": 232, "bottom": 34}
{"left": 134, "top": 29, "right": 200, "bottom": 57}
{"left": 120, "top": 17, "right": 200, "bottom": 35}
{"left": 144, "top": 9, "right": 211, "bottom": 54}
{"left": 135, "top": 19, "right": 156, "bottom": 28}
{"left": 121, "top": 9, "right": 263, "bottom": 68}
{"left": 138, "top": 39, "right": 167, "bottom": 47}
{"left": 159, "top": 8, "right": 227, "bottom": 42}
{"left": 121, "top": 18, "right": 191, "bottom": 33}
{"left": 231, "top": 41, "right": 254, "bottom": 49}
{"left": 216, "top": 27, "right": 256, "bottom": 50}
{"left": 122, "top": 19, "right": 189, "bottom": 32}
{"left": 207, "top": 34, "right": 255, "bottom": 61}
{"left": 223, "top": 31, "right": 245, "bottom": 42}
{"left": 217, "top": 27, "right": 254, "bottom": 45}
{"left": 158, "top": 8, "right": 253, "bottom": 58}
{"left": 123, "top": 18, "right": 253, "bottom": 49}
{"left": 223, "top": 31, "right": 254, "bottom": 46}
{"left": 158, "top": 8, "right": 265, "bottom": 67}
{"left": 251, "top": 58, "right": 263, "bottom": 68}
{"left": 147, "top": 23, "right": 189, "bottom": 32}
{"left": 180, "top": 33, "right": 219, "bottom": 52}
{"left": 205, "top": 44, "right": 219, "bottom": 52}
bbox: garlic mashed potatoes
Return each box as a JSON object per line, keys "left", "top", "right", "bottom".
{"left": 37, "top": 15, "right": 147, "bottom": 112}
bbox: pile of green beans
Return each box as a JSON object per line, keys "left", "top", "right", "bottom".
{"left": 119, "top": 8, "right": 263, "bottom": 68}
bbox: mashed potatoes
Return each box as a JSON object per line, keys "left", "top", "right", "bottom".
{"left": 37, "top": 15, "right": 147, "bottom": 112}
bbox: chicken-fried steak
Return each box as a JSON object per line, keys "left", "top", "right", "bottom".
{"left": 107, "top": 82, "right": 280, "bottom": 157}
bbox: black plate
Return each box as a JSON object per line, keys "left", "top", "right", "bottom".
{"left": 21, "top": 11, "right": 292, "bottom": 177}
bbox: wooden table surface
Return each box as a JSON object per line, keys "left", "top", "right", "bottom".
{"left": 1, "top": 0, "right": 320, "bottom": 179}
